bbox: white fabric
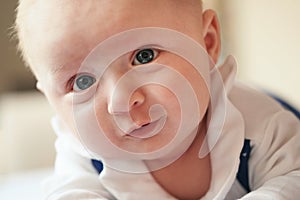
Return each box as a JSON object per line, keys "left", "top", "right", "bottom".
{"left": 43, "top": 56, "right": 300, "bottom": 200}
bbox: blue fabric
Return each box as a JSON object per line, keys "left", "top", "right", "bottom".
{"left": 237, "top": 139, "right": 252, "bottom": 192}
{"left": 91, "top": 159, "right": 103, "bottom": 174}
{"left": 270, "top": 95, "right": 300, "bottom": 120}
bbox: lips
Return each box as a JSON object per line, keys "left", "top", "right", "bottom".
{"left": 126, "top": 116, "right": 166, "bottom": 139}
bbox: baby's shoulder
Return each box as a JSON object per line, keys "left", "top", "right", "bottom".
{"left": 228, "top": 83, "right": 284, "bottom": 141}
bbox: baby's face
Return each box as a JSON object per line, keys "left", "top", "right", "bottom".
{"left": 24, "top": 0, "right": 218, "bottom": 158}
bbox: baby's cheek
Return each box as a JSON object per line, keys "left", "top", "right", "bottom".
{"left": 94, "top": 100, "right": 117, "bottom": 138}
{"left": 56, "top": 104, "right": 81, "bottom": 138}
{"left": 184, "top": 70, "right": 210, "bottom": 121}
{"left": 158, "top": 88, "right": 181, "bottom": 119}
{"left": 156, "top": 53, "right": 209, "bottom": 120}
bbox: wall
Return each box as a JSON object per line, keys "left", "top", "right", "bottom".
{"left": 219, "top": 0, "right": 300, "bottom": 108}
{"left": 0, "top": 0, "right": 36, "bottom": 93}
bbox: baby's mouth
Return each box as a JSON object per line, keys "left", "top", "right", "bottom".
{"left": 126, "top": 116, "right": 166, "bottom": 139}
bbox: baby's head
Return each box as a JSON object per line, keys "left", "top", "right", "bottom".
{"left": 15, "top": 0, "right": 221, "bottom": 170}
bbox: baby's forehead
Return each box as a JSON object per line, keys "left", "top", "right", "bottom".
{"left": 17, "top": 0, "right": 204, "bottom": 75}
{"left": 19, "top": 0, "right": 203, "bottom": 47}
{"left": 19, "top": 0, "right": 87, "bottom": 24}
{"left": 19, "top": 0, "right": 202, "bottom": 21}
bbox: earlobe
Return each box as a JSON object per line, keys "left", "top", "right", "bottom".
{"left": 202, "top": 9, "right": 221, "bottom": 64}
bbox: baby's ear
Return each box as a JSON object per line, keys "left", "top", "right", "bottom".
{"left": 202, "top": 9, "right": 221, "bottom": 64}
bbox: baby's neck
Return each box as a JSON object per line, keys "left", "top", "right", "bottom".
{"left": 150, "top": 121, "right": 211, "bottom": 199}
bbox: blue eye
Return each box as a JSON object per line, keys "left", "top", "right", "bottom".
{"left": 133, "top": 48, "right": 158, "bottom": 65}
{"left": 73, "top": 74, "right": 96, "bottom": 91}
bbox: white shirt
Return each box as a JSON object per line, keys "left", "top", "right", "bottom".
{"left": 43, "top": 56, "right": 300, "bottom": 200}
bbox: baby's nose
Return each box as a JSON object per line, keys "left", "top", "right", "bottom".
{"left": 129, "top": 90, "right": 145, "bottom": 109}
{"left": 107, "top": 86, "right": 145, "bottom": 115}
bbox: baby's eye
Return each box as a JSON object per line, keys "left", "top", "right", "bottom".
{"left": 73, "top": 74, "right": 96, "bottom": 91}
{"left": 132, "top": 48, "right": 158, "bottom": 65}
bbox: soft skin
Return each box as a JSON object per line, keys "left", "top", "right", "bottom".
{"left": 16, "top": 0, "right": 221, "bottom": 199}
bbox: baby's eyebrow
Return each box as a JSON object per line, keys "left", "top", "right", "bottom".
{"left": 50, "top": 64, "right": 78, "bottom": 80}
{"left": 51, "top": 65, "right": 64, "bottom": 75}
{"left": 51, "top": 62, "right": 80, "bottom": 75}
{"left": 50, "top": 65, "right": 67, "bottom": 76}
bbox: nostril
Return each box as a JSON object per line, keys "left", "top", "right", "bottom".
{"left": 133, "top": 101, "right": 139, "bottom": 106}
{"left": 130, "top": 90, "right": 145, "bottom": 109}
{"left": 131, "top": 99, "right": 143, "bottom": 109}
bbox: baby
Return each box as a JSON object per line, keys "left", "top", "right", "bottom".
{"left": 15, "top": 0, "right": 300, "bottom": 199}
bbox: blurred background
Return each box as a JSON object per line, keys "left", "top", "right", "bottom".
{"left": 0, "top": 0, "right": 299, "bottom": 199}
{"left": 0, "top": 1, "right": 56, "bottom": 199}
{"left": 206, "top": 0, "right": 300, "bottom": 109}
